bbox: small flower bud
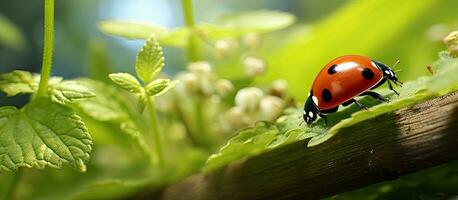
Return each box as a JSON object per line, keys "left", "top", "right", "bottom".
{"left": 224, "top": 106, "right": 252, "bottom": 130}
{"left": 188, "top": 61, "right": 212, "bottom": 74}
{"left": 244, "top": 56, "right": 266, "bottom": 76}
{"left": 199, "top": 76, "right": 215, "bottom": 96}
{"left": 235, "top": 87, "right": 264, "bottom": 112}
{"left": 444, "top": 31, "right": 458, "bottom": 57}
{"left": 258, "top": 96, "right": 285, "bottom": 121}
{"left": 270, "top": 79, "right": 288, "bottom": 98}
{"left": 215, "top": 79, "right": 234, "bottom": 97}
{"left": 242, "top": 32, "right": 261, "bottom": 49}
{"left": 178, "top": 72, "right": 199, "bottom": 94}
{"left": 214, "top": 39, "right": 237, "bottom": 58}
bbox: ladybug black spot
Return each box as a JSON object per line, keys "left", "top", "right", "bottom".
{"left": 322, "top": 89, "right": 333, "bottom": 102}
{"left": 362, "top": 68, "right": 374, "bottom": 80}
{"left": 327, "top": 64, "right": 337, "bottom": 74}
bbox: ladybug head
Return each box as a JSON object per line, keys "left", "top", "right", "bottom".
{"left": 374, "top": 61, "right": 403, "bottom": 86}
{"left": 303, "top": 93, "right": 319, "bottom": 126}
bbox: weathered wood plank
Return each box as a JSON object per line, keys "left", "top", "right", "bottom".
{"left": 139, "top": 92, "right": 458, "bottom": 200}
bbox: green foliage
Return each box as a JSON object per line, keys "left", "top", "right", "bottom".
{"left": 135, "top": 36, "right": 165, "bottom": 84}
{"left": 0, "top": 70, "right": 95, "bottom": 105}
{"left": 0, "top": 14, "right": 26, "bottom": 50}
{"left": 98, "top": 10, "right": 295, "bottom": 48}
{"left": 98, "top": 20, "right": 167, "bottom": 40}
{"left": 145, "top": 79, "right": 178, "bottom": 97}
{"left": 205, "top": 53, "right": 458, "bottom": 171}
{"left": 108, "top": 73, "right": 142, "bottom": 93}
{"left": 218, "top": 10, "right": 295, "bottom": 33}
{"left": 0, "top": 98, "right": 92, "bottom": 172}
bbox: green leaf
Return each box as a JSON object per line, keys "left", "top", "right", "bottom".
{"left": 145, "top": 79, "right": 178, "bottom": 97}
{"left": 135, "top": 36, "right": 165, "bottom": 83}
{"left": 0, "top": 70, "right": 36, "bottom": 96}
{"left": 49, "top": 81, "right": 96, "bottom": 105}
{"left": 98, "top": 20, "right": 168, "bottom": 40}
{"left": 0, "top": 98, "right": 92, "bottom": 172}
{"left": 0, "top": 14, "right": 26, "bottom": 50}
{"left": 204, "top": 122, "right": 278, "bottom": 172}
{"left": 0, "top": 71, "right": 95, "bottom": 104}
{"left": 109, "top": 73, "right": 142, "bottom": 93}
{"left": 218, "top": 10, "right": 295, "bottom": 33}
{"left": 75, "top": 79, "right": 129, "bottom": 122}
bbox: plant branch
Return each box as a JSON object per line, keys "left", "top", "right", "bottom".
{"left": 37, "top": 0, "right": 55, "bottom": 97}
{"left": 181, "top": 0, "right": 200, "bottom": 62}
{"left": 146, "top": 95, "right": 165, "bottom": 167}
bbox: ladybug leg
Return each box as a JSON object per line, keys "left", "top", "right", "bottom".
{"left": 387, "top": 81, "right": 400, "bottom": 96}
{"left": 318, "top": 113, "right": 328, "bottom": 125}
{"left": 343, "top": 99, "right": 368, "bottom": 110}
{"left": 360, "top": 91, "right": 389, "bottom": 102}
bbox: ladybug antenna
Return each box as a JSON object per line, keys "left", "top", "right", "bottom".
{"left": 394, "top": 69, "right": 403, "bottom": 73}
{"left": 392, "top": 60, "right": 400, "bottom": 68}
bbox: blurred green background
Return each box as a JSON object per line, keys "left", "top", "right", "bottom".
{"left": 1, "top": 0, "right": 457, "bottom": 199}
{"left": 2, "top": 0, "right": 455, "bottom": 101}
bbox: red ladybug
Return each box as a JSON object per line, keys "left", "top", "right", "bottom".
{"left": 303, "top": 55, "right": 403, "bottom": 125}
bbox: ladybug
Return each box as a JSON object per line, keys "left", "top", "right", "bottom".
{"left": 303, "top": 55, "right": 402, "bottom": 125}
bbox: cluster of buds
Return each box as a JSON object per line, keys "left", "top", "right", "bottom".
{"left": 444, "top": 31, "right": 458, "bottom": 57}
{"left": 175, "top": 61, "right": 234, "bottom": 97}
{"left": 222, "top": 79, "right": 289, "bottom": 132}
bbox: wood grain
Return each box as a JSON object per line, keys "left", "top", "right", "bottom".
{"left": 135, "top": 92, "right": 458, "bottom": 200}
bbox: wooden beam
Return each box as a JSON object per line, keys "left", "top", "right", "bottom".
{"left": 140, "top": 92, "right": 458, "bottom": 200}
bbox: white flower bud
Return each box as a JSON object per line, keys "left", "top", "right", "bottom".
{"left": 199, "top": 76, "right": 215, "bottom": 96}
{"left": 224, "top": 106, "right": 252, "bottom": 130}
{"left": 188, "top": 61, "right": 212, "bottom": 74}
{"left": 270, "top": 79, "right": 288, "bottom": 98}
{"left": 242, "top": 32, "right": 261, "bottom": 49}
{"left": 215, "top": 79, "right": 234, "bottom": 97}
{"left": 214, "top": 39, "right": 237, "bottom": 58}
{"left": 258, "top": 96, "right": 285, "bottom": 121}
{"left": 178, "top": 72, "right": 199, "bottom": 94}
{"left": 235, "top": 87, "right": 264, "bottom": 112}
{"left": 444, "top": 31, "right": 458, "bottom": 57}
{"left": 244, "top": 56, "right": 266, "bottom": 76}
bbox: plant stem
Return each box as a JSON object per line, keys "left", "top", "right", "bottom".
{"left": 37, "top": 0, "right": 55, "bottom": 97}
{"left": 194, "top": 97, "right": 214, "bottom": 150}
{"left": 181, "top": 0, "right": 200, "bottom": 62}
{"left": 145, "top": 95, "right": 165, "bottom": 167}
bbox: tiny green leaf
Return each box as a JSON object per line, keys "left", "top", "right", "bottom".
{"left": 0, "top": 98, "right": 93, "bottom": 172}
{"left": 50, "top": 81, "right": 96, "bottom": 105}
{"left": 135, "top": 36, "right": 165, "bottom": 83}
{"left": 0, "top": 70, "right": 36, "bottom": 96}
{"left": 109, "top": 73, "right": 142, "bottom": 93}
{"left": 98, "top": 20, "right": 168, "bottom": 40}
{"left": 145, "top": 79, "right": 178, "bottom": 97}
{"left": 75, "top": 79, "right": 129, "bottom": 122}
{"left": 218, "top": 10, "right": 295, "bottom": 33}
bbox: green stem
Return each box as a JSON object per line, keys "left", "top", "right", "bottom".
{"left": 1, "top": 169, "right": 22, "bottom": 200}
{"left": 37, "top": 0, "right": 55, "bottom": 97}
{"left": 181, "top": 0, "right": 200, "bottom": 62}
{"left": 194, "top": 97, "right": 213, "bottom": 150}
{"left": 145, "top": 95, "right": 165, "bottom": 167}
